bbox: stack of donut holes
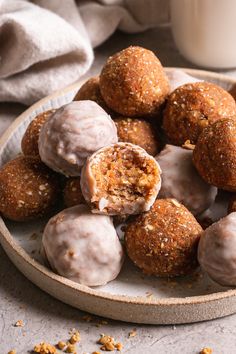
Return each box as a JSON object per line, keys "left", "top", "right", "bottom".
{"left": 1, "top": 46, "right": 236, "bottom": 287}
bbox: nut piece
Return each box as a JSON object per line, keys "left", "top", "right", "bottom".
{"left": 100, "top": 46, "right": 170, "bottom": 117}
{"left": 69, "top": 331, "right": 80, "bottom": 344}
{"left": 163, "top": 82, "right": 236, "bottom": 145}
{"left": 65, "top": 344, "right": 76, "bottom": 353}
{"left": 0, "top": 156, "right": 61, "bottom": 221}
{"left": 114, "top": 117, "right": 161, "bottom": 156}
{"left": 56, "top": 341, "right": 66, "bottom": 350}
{"left": 38, "top": 101, "right": 118, "bottom": 176}
{"left": 98, "top": 334, "right": 123, "bottom": 352}
{"left": 198, "top": 212, "right": 236, "bottom": 286}
{"left": 42, "top": 205, "right": 124, "bottom": 286}
{"left": 193, "top": 118, "right": 236, "bottom": 191}
{"left": 21, "top": 109, "right": 56, "bottom": 158}
{"left": 125, "top": 199, "right": 202, "bottom": 277}
{"left": 34, "top": 342, "right": 57, "bottom": 354}
{"left": 81, "top": 142, "right": 162, "bottom": 215}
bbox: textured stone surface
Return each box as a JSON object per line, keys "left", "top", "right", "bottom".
{"left": 1, "top": 26, "right": 236, "bottom": 354}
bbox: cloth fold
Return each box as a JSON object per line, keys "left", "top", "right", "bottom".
{"left": 0, "top": 0, "right": 169, "bottom": 105}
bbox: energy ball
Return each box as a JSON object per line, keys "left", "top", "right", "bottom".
{"left": 114, "top": 117, "right": 161, "bottom": 156}
{"left": 0, "top": 156, "right": 61, "bottom": 221}
{"left": 73, "top": 76, "right": 114, "bottom": 115}
{"left": 38, "top": 101, "right": 118, "bottom": 176}
{"left": 63, "top": 177, "right": 84, "bottom": 207}
{"left": 198, "top": 213, "right": 236, "bottom": 286}
{"left": 42, "top": 205, "right": 124, "bottom": 286}
{"left": 21, "top": 109, "right": 56, "bottom": 158}
{"left": 100, "top": 46, "right": 170, "bottom": 117}
{"left": 163, "top": 82, "right": 236, "bottom": 145}
{"left": 193, "top": 118, "right": 236, "bottom": 191}
{"left": 125, "top": 199, "right": 202, "bottom": 277}
{"left": 156, "top": 145, "right": 217, "bottom": 215}
{"left": 81, "top": 142, "right": 161, "bottom": 215}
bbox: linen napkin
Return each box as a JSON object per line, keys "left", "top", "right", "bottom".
{"left": 0, "top": 0, "right": 169, "bottom": 105}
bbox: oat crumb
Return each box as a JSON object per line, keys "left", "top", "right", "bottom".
{"left": 82, "top": 315, "right": 93, "bottom": 322}
{"left": 69, "top": 330, "right": 80, "bottom": 344}
{"left": 115, "top": 343, "right": 123, "bottom": 351}
{"left": 65, "top": 343, "right": 76, "bottom": 353}
{"left": 128, "top": 329, "right": 137, "bottom": 338}
{"left": 8, "top": 350, "right": 16, "bottom": 354}
{"left": 34, "top": 342, "right": 57, "bottom": 354}
{"left": 57, "top": 341, "right": 66, "bottom": 350}
{"left": 14, "top": 320, "right": 24, "bottom": 327}
{"left": 92, "top": 352, "right": 101, "bottom": 354}
{"left": 200, "top": 348, "right": 213, "bottom": 354}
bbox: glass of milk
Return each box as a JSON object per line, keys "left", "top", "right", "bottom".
{"left": 170, "top": 0, "right": 236, "bottom": 68}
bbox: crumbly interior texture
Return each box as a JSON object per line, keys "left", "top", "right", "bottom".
{"left": 91, "top": 145, "right": 159, "bottom": 211}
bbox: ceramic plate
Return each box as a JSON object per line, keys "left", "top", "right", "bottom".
{"left": 0, "top": 68, "right": 236, "bottom": 324}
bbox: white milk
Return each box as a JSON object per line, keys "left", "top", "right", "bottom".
{"left": 170, "top": 0, "right": 236, "bottom": 68}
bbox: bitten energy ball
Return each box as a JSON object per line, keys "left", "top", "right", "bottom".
{"left": 163, "top": 82, "right": 236, "bottom": 145}
{"left": 39, "top": 101, "right": 118, "bottom": 176}
{"left": 81, "top": 142, "right": 161, "bottom": 215}
{"left": 0, "top": 156, "right": 61, "bottom": 221}
{"left": 63, "top": 177, "right": 84, "bottom": 207}
{"left": 21, "top": 109, "right": 56, "bottom": 157}
{"left": 100, "top": 46, "right": 170, "bottom": 117}
{"left": 114, "top": 117, "right": 160, "bottom": 156}
{"left": 193, "top": 118, "right": 236, "bottom": 191}
{"left": 73, "top": 76, "right": 113, "bottom": 115}
{"left": 125, "top": 199, "right": 202, "bottom": 277}
{"left": 198, "top": 213, "right": 236, "bottom": 286}
{"left": 42, "top": 205, "right": 124, "bottom": 286}
{"left": 156, "top": 145, "right": 217, "bottom": 215}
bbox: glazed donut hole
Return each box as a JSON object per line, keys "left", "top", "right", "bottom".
{"left": 198, "top": 212, "right": 236, "bottom": 286}
{"left": 81, "top": 142, "right": 161, "bottom": 215}
{"left": 114, "top": 117, "right": 161, "bottom": 156}
{"left": 163, "top": 82, "right": 236, "bottom": 145}
{"left": 42, "top": 205, "right": 124, "bottom": 286}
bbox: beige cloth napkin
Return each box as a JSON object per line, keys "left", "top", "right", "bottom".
{"left": 0, "top": 0, "right": 169, "bottom": 105}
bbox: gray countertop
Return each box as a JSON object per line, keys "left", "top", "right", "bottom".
{"left": 1, "top": 26, "right": 236, "bottom": 354}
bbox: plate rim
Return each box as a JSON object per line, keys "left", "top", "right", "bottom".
{"left": 0, "top": 67, "right": 236, "bottom": 309}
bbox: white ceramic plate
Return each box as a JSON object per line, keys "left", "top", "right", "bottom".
{"left": 0, "top": 68, "right": 236, "bottom": 325}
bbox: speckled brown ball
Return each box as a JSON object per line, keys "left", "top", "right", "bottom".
{"left": 0, "top": 156, "right": 61, "bottom": 221}
{"left": 73, "top": 76, "right": 114, "bottom": 115}
{"left": 21, "top": 109, "right": 56, "bottom": 157}
{"left": 100, "top": 46, "right": 170, "bottom": 117}
{"left": 163, "top": 82, "right": 236, "bottom": 145}
{"left": 193, "top": 118, "right": 236, "bottom": 191}
{"left": 228, "top": 194, "right": 236, "bottom": 214}
{"left": 114, "top": 117, "right": 161, "bottom": 156}
{"left": 63, "top": 177, "right": 84, "bottom": 207}
{"left": 125, "top": 198, "right": 202, "bottom": 277}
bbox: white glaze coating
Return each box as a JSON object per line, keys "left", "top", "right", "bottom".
{"left": 166, "top": 69, "right": 202, "bottom": 92}
{"left": 38, "top": 100, "right": 118, "bottom": 176}
{"left": 156, "top": 145, "right": 217, "bottom": 215}
{"left": 42, "top": 205, "right": 124, "bottom": 286}
{"left": 81, "top": 142, "right": 162, "bottom": 215}
{"left": 198, "top": 212, "right": 236, "bottom": 286}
